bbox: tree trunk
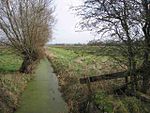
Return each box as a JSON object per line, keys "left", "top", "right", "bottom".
{"left": 19, "top": 57, "right": 35, "bottom": 74}
{"left": 142, "top": 23, "right": 150, "bottom": 93}
{"left": 141, "top": 0, "right": 150, "bottom": 94}
{"left": 127, "top": 37, "right": 137, "bottom": 95}
{"left": 128, "top": 56, "right": 137, "bottom": 95}
{"left": 142, "top": 60, "right": 150, "bottom": 93}
{"left": 143, "top": 25, "right": 150, "bottom": 93}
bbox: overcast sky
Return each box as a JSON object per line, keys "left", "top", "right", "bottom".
{"left": 51, "top": 0, "right": 95, "bottom": 44}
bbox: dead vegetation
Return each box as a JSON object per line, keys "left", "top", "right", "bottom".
{"left": 0, "top": 73, "right": 33, "bottom": 113}
{"left": 47, "top": 47, "right": 150, "bottom": 113}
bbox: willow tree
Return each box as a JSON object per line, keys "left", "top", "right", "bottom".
{"left": 0, "top": 0, "right": 54, "bottom": 73}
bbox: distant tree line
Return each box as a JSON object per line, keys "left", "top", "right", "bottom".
{"left": 88, "top": 39, "right": 144, "bottom": 46}
{"left": 87, "top": 39, "right": 122, "bottom": 46}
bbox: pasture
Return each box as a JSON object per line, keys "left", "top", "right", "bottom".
{"left": 0, "top": 45, "right": 150, "bottom": 113}
{"left": 48, "top": 45, "right": 149, "bottom": 113}
{"left": 0, "top": 49, "right": 22, "bottom": 73}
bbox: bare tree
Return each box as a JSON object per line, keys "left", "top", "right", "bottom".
{"left": 0, "top": 0, "right": 54, "bottom": 73}
{"left": 75, "top": 0, "right": 148, "bottom": 94}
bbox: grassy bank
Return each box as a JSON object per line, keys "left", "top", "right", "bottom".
{"left": 0, "top": 49, "right": 22, "bottom": 73}
{"left": 48, "top": 46, "right": 149, "bottom": 113}
{"left": 52, "top": 45, "right": 121, "bottom": 56}
{"left": 0, "top": 49, "right": 33, "bottom": 113}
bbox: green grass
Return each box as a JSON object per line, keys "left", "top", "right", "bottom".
{"left": 0, "top": 49, "right": 22, "bottom": 73}
{"left": 94, "top": 92, "right": 149, "bottom": 113}
{"left": 0, "top": 49, "right": 32, "bottom": 113}
{"left": 53, "top": 45, "right": 121, "bottom": 56}
{"left": 48, "top": 46, "right": 150, "bottom": 113}
{"left": 49, "top": 47, "right": 114, "bottom": 78}
{"left": 53, "top": 45, "right": 144, "bottom": 68}
{"left": 0, "top": 73, "right": 33, "bottom": 113}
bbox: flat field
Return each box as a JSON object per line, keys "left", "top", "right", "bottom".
{"left": 48, "top": 45, "right": 149, "bottom": 113}
{"left": 0, "top": 48, "right": 22, "bottom": 73}
{"left": 49, "top": 46, "right": 124, "bottom": 76}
